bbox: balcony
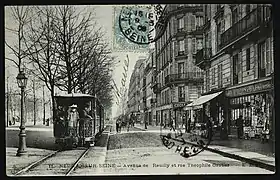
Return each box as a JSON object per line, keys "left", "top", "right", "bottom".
{"left": 190, "top": 25, "right": 204, "bottom": 35}
{"left": 151, "top": 83, "right": 162, "bottom": 93}
{"left": 195, "top": 48, "right": 212, "bottom": 70}
{"left": 220, "top": 6, "right": 272, "bottom": 50}
{"left": 175, "top": 51, "right": 187, "bottom": 60}
{"left": 165, "top": 72, "right": 204, "bottom": 86}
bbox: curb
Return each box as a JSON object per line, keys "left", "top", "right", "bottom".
{"left": 133, "top": 126, "right": 147, "bottom": 131}
{"left": 171, "top": 137, "right": 275, "bottom": 172}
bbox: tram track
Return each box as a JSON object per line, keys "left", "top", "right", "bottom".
{"left": 15, "top": 147, "right": 91, "bottom": 176}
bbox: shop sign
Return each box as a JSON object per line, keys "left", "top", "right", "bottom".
{"left": 173, "top": 103, "right": 187, "bottom": 109}
{"left": 226, "top": 79, "right": 273, "bottom": 97}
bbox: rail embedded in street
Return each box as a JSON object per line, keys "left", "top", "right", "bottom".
{"left": 14, "top": 148, "right": 90, "bottom": 176}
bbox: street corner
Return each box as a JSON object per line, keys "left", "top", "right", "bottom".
{"left": 6, "top": 147, "right": 55, "bottom": 176}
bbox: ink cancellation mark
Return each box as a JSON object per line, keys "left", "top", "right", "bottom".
{"left": 113, "top": 6, "right": 149, "bottom": 52}
{"left": 160, "top": 118, "right": 213, "bottom": 159}
{"left": 118, "top": 5, "right": 158, "bottom": 45}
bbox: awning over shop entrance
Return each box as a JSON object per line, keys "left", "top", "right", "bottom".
{"left": 184, "top": 91, "right": 223, "bottom": 110}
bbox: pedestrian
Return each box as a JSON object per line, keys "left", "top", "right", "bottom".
{"left": 118, "top": 119, "right": 122, "bottom": 133}
{"left": 116, "top": 119, "right": 119, "bottom": 133}
{"left": 236, "top": 115, "right": 244, "bottom": 139}
{"left": 56, "top": 105, "right": 66, "bottom": 137}
{"left": 170, "top": 117, "right": 176, "bottom": 131}
{"left": 220, "top": 116, "right": 227, "bottom": 140}
{"left": 187, "top": 117, "right": 191, "bottom": 133}
{"left": 206, "top": 116, "right": 213, "bottom": 139}
{"left": 79, "top": 104, "right": 93, "bottom": 145}
{"left": 67, "top": 104, "right": 79, "bottom": 147}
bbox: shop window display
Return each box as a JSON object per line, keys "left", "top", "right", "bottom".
{"left": 229, "top": 92, "right": 272, "bottom": 139}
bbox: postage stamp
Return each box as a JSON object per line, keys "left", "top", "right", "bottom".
{"left": 112, "top": 6, "right": 150, "bottom": 52}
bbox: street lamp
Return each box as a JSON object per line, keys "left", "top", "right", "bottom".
{"left": 16, "top": 70, "right": 28, "bottom": 156}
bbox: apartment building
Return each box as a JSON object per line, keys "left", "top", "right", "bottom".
{"left": 192, "top": 4, "right": 274, "bottom": 141}
{"left": 127, "top": 56, "right": 146, "bottom": 123}
{"left": 152, "top": 4, "right": 205, "bottom": 129}
{"left": 143, "top": 49, "right": 157, "bottom": 126}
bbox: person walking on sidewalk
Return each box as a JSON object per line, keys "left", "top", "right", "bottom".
{"left": 170, "top": 117, "right": 176, "bottom": 131}
{"left": 187, "top": 117, "right": 191, "bottom": 133}
{"left": 116, "top": 119, "right": 120, "bottom": 133}
{"left": 236, "top": 115, "right": 244, "bottom": 139}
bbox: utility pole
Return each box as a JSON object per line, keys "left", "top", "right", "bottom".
{"left": 6, "top": 76, "right": 9, "bottom": 127}
{"left": 43, "top": 85, "right": 45, "bottom": 125}
{"left": 33, "top": 79, "right": 36, "bottom": 126}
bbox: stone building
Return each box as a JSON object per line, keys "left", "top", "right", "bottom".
{"left": 152, "top": 4, "right": 205, "bottom": 130}
{"left": 127, "top": 56, "right": 146, "bottom": 123}
{"left": 190, "top": 4, "right": 274, "bottom": 141}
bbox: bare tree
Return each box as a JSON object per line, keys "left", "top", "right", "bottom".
{"left": 5, "top": 6, "right": 35, "bottom": 71}
{"left": 23, "top": 7, "right": 62, "bottom": 118}
{"left": 52, "top": 6, "right": 95, "bottom": 93}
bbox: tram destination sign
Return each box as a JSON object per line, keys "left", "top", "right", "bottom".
{"left": 225, "top": 79, "right": 273, "bottom": 97}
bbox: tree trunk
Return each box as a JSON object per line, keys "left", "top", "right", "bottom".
{"left": 33, "top": 80, "right": 36, "bottom": 126}
{"left": 43, "top": 86, "right": 45, "bottom": 125}
{"left": 6, "top": 78, "right": 9, "bottom": 127}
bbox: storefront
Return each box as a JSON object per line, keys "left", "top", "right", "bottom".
{"left": 173, "top": 102, "right": 188, "bottom": 130}
{"left": 225, "top": 77, "right": 274, "bottom": 140}
{"left": 184, "top": 91, "right": 226, "bottom": 137}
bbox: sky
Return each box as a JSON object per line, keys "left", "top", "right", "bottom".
{"left": 4, "top": 5, "right": 152, "bottom": 119}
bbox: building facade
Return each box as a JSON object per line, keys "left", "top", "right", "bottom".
{"left": 152, "top": 4, "right": 205, "bottom": 129}
{"left": 127, "top": 56, "right": 146, "bottom": 123}
{"left": 143, "top": 49, "right": 157, "bottom": 126}
{"left": 194, "top": 4, "right": 273, "bottom": 141}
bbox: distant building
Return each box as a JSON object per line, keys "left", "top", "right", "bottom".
{"left": 127, "top": 56, "right": 146, "bottom": 123}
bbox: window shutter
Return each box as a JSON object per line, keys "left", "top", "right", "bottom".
{"left": 221, "top": 19, "right": 225, "bottom": 33}
{"left": 174, "top": 17, "right": 178, "bottom": 32}
{"left": 187, "top": 14, "right": 191, "bottom": 32}
{"left": 266, "top": 39, "right": 270, "bottom": 74}
{"left": 185, "top": 38, "right": 188, "bottom": 53}
{"left": 271, "top": 37, "right": 274, "bottom": 72}
{"left": 238, "top": 51, "right": 243, "bottom": 82}
{"left": 174, "top": 41, "right": 178, "bottom": 56}
{"left": 191, "top": 14, "right": 196, "bottom": 30}
{"left": 192, "top": 38, "right": 196, "bottom": 53}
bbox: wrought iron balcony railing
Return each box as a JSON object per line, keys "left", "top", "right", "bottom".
{"left": 165, "top": 72, "right": 204, "bottom": 85}
{"left": 220, "top": 6, "right": 272, "bottom": 49}
{"left": 195, "top": 48, "right": 212, "bottom": 66}
{"left": 151, "top": 83, "right": 161, "bottom": 93}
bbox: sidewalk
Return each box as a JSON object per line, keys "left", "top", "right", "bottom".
{"left": 134, "top": 125, "right": 275, "bottom": 171}
{"left": 6, "top": 147, "right": 55, "bottom": 176}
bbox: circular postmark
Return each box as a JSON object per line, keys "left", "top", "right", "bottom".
{"left": 118, "top": 5, "right": 166, "bottom": 45}
{"left": 160, "top": 116, "right": 213, "bottom": 158}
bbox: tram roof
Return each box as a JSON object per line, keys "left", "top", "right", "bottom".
{"left": 54, "top": 93, "right": 104, "bottom": 108}
{"left": 54, "top": 93, "right": 95, "bottom": 98}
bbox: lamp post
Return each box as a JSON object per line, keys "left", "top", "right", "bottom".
{"left": 16, "top": 70, "right": 28, "bottom": 156}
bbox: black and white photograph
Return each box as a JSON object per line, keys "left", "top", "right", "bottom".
{"left": 4, "top": 4, "right": 275, "bottom": 176}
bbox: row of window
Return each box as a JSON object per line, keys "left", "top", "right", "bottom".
{"left": 205, "top": 38, "right": 273, "bottom": 92}
{"left": 156, "top": 38, "right": 203, "bottom": 72}
{"left": 155, "top": 85, "right": 204, "bottom": 106}
{"left": 177, "top": 15, "right": 204, "bottom": 31}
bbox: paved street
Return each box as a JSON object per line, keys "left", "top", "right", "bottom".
{"left": 6, "top": 125, "right": 274, "bottom": 176}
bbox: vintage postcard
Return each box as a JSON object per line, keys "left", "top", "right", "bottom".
{"left": 5, "top": 4, "right": 275, "bottom": 176}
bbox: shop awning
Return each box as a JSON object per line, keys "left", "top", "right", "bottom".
{"left": 184, "top": 91, "right": 223, "bottom": 110}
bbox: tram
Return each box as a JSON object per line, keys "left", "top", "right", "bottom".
{"left": 53, "top": 93, "right": 105, "bottom": 148}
